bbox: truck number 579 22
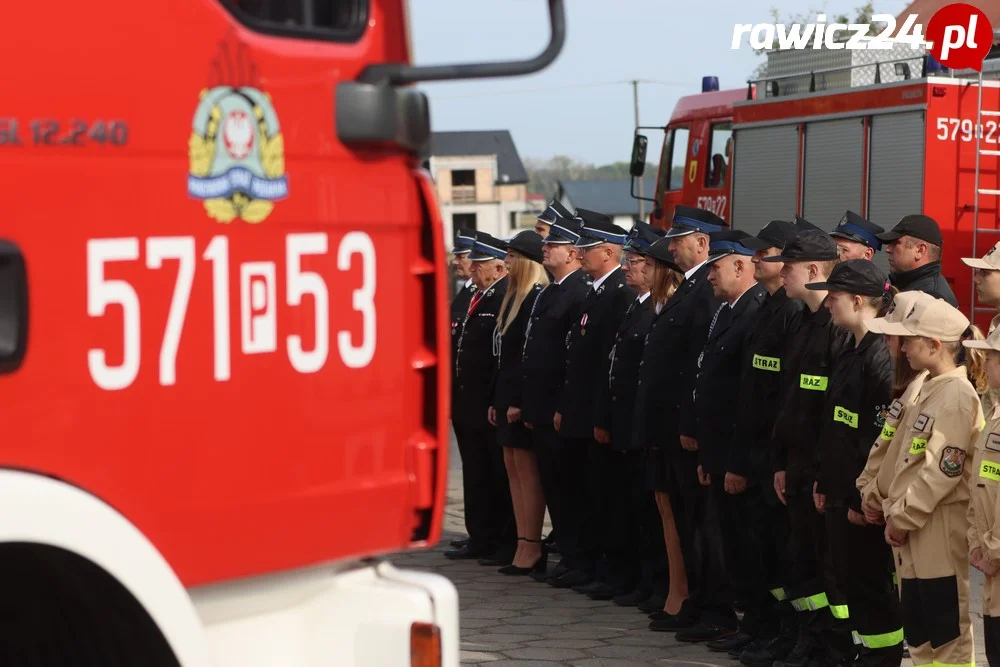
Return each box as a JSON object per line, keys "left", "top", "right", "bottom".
{"left": 86, "top": 232, "right": 376, "bottom": 391}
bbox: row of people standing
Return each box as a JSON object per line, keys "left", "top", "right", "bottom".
{"left": 445, "top": 198, "right": 1000, "bottom": 667}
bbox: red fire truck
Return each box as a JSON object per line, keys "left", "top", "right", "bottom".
{"left": 631, "top": 45, "right": 1000, "bottom": 329}
{"left": 0, "top": 1, "right": 563, "bottom": 665}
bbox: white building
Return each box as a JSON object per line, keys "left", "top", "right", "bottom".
{"left": 427, "top": 131, "right": 530, "bottom": 243}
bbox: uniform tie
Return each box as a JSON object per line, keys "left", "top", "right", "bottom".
{"left": 522, "top": 283, "right": 553, "bottom": 356}
{"left": 468, "top": 290, "right": 484, "bottom": 315}
{"left": 697, "top": 302, "right": 729, "bottom": 369}
{"left": 609, "top": 296, "right": 643, "bottom": 388}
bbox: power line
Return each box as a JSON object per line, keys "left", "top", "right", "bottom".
{"left": 430, "top": 78, "right": 689, "bottom": 100}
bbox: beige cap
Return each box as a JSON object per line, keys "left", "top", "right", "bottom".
{"left": 866, "top": 294, "right": 969, "bottom": 341}
{"left": 962, "top": 241, "right": 1000, "bottom": 270}
{"left": 865, "top": 290, "right": 933, "bottom": 334}
{"left": 964, "top": 324, "right": 1000, "bottom": 351}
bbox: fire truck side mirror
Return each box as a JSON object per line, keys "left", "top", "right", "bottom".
{"left": 630, "top": 135, "right": 648, "bottom": 177}
{"left": 0, "top": 240, "right": 27, "bottom": 374}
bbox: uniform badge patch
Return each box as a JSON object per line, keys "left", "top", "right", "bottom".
{"left": 987, "top": 433, "right": 1000, "bottom": 453}
{"left": 914, "top": 413, "right": 932, "bottom": 431}
{"left": 887, "top": 400, "right": 903, "bottom": 420}
{"left": 940, "top": 446, "right": 966, "bottom": 478}
{"left": 874, "top": 404, "right": 887, "bottom": 429}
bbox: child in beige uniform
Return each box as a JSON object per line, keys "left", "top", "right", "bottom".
{"left": 963, "top": 327, "right": 1000, "bottom": 666}
{"left": 866, "top": 297, "right": 985, "bottom": 667}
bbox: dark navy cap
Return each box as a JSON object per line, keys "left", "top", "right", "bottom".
{"left": 806, "top": 258, "right": 890, "bottom": 297}
{"left": 624, "top": 221, "right": 667, "bottom": 255}
{"left": 741, "top": 220, "right": 799, "bottom": 251}
{"left": 664, "top": 205, "right": 727, "bottom": 238}
{"left": 762, "top": 229, "right": 840, "bottom": 263}
{"left": 574, "top": 209, "right": 628, "bottom": 248}
{"left": 452, "top": 228, "right": 477, "bottom": 255}
{"left": 706, "top": 230, "right": 756, "bottom": 265}
{"left": 830, "top": 211, "right": 884, "bottom": 251}
{"left": 507, "top": 230, "right": 545, "bottom": 264}
{"left": 647, "top": 237, "right": 684, "bottom": 273}
{"left": 537, "top": 200, "right": 573, "bottom": 224}
{"left": 794, "top": 216, "right": 822, "bottom": 232}
{"left": 469, "top": 233, "right": 509, "bottom": 261}
{"left": 876, "top": 214, "right": 943, "bottom": 247}
{"left": 542, "top": 215, "right": 583, "bottom": 245}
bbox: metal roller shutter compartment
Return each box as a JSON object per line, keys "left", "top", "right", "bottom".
{"left": 803, "top": 118, "right": 864, "bottom": 228}
{"left": 731, "top": 125, "right": 799, "bottom": 239}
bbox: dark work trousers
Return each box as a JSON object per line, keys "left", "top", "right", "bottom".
{"left": 560, "top": 436, "right": 598, "bottom": 574}
{"left": 715, "top": 481, "right": 777, "bottom": 637}
{"left": 603, "top": 449, "right": 644, "bottom": 591}
{"left": 825, "top": 507, "right": 903, "bottom": 667}
{"left": 681, "top": 475, "right": 734, "bottom": 628}
{"left": 453, "top": 423, "right": 516, "bottom": 554}
{"left": 786, "top": 489, "right": 831, "bottom": 646}
{"left": 585, "top": 439, "right": 616, "bottom": 581}
{"left": 986, "top": 616, "right": 1000, "bottom": 667}
{"left": 533, "top": 425, "right": 569, "bottom": 561}
{"left": 745, "top": 475, "right": 793, "bottom": 638}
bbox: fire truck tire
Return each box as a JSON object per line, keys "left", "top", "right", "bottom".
{"left": 0, "top": 542, "right": 181, "bottom": 666}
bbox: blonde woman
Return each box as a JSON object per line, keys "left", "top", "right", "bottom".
{"left": 490, "top": 231, "right": 550, "bottom": 574}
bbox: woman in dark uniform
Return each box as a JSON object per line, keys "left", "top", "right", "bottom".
{"left": 491, "top": 230, "right": 549, "bottom": 574}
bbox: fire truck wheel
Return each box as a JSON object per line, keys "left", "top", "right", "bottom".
{"left": 0, "top": 542, "right": 181, "bottom": 666}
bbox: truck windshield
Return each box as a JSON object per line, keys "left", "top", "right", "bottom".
{"left": 654, "top": 126, "right": 689, "bottom": 205}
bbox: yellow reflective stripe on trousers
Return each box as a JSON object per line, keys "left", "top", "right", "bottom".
{"left": 830, "top": 604, "right": 849, "bottom": 619}
{"left": 800, "top": 374, "right": 828, "bottom": 391}
{"left": 982, "top": 460, "right": 1000, "bottom": 482}
{"left": 910, "top": 437, "right": 928, "bottom": 455}
{"left": 880, "top": 424, "right": 896, "bottom": 440}
{"left": 770, "top": 587, "right": 787, "bottom": 601}
{"left": 931, "top": 662, "right": 975, "bottom": 667}
{"left": 854, "top": 627, "right": 903, "bottom": 648}
{"left": 792, "top": 592, "right": 829, "bottom": 611}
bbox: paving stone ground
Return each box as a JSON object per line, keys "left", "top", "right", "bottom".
{"left": 391, "top": 440, "right": 990, "bottom": 666}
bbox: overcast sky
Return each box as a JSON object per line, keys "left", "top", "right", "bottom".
{"left": 409, "top": 0, "right": 913, "bottom": 165}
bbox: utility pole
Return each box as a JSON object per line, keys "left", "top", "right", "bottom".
{"left": 632, "top": 80, "right": 644, "bottom": 220}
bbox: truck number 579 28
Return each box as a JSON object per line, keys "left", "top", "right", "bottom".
{"left": 86, "top": 232, "right": 376, "bottom": 391}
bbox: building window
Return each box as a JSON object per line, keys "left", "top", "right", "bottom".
{"left": 451, "top": 170, "right": 476, "bottom": 203}
{"left": 453, "top": 213, "right": 477, "bottom": 232}
{"left": 705, "top": 123, "right": 733, "bottom": 189}
{"left": 220, "top": 0, "right": 369, "bottom": 42}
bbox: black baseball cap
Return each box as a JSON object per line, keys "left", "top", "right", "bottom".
{"left": 762, "top": 229, "right": 840, "bottom": 263}
{"left": 647, "top": 237, "right": 684, "bottom": 273}
{"left": 741, "top": 219, "right": 799, "bottom": 251}
{"left": 794, "top": 216, "right": 822, "bottom": 232}
{"left": 806, "top": 258, "right": 890, "bottom": 296}
{"left": 506, "top": 230, "right": 545, "bottom": 264}
{"left": 876, "top": 214, "right": 943, "bottom": 247}
{"left": 624, "top": 221, "right": 667, "bottom": 256}
{"left": 830, "top": 211, "right": 884, "bottom": 251}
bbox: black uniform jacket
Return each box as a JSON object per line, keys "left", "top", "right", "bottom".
{"left": 682, "top": 283, "right": 768, "bottom": 477}
{"left": 633, "top": 263, "right": 721, "bottom": 451}
{"left": 520, "top": 270, "right": 592, "bottom": 427}
{"left": 816, "top": 331, "right": 892, "bottom": 509}
{"left": 451, "top": 280, "right": 477, "bottom": 365}
{"left": 730, "top": 287, "right": 805, "bottom": 480}
{"left": 770, "top": 297, "right": 851, "bottom": 492}
{"left": 595, "top": 294, "right": 655, "bottom": 451}
{"left": 452, "top": 277, "right": 508, "bottom": 430}
{"left": 493, "top": 284, "right": 544, "bottom": 413}
{"left": 889, "top": 261, "right": 957, "bottom": 307}
{"left": 558, "top": 267, "right": 636, "bottom": 440}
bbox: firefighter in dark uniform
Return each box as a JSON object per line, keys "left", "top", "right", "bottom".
{"left": 583, "top": 222, "right": 665, "bottom": 602}
{"left": 448, "top": 228, "right": 478, "bottom": 550}
{"left": 730, "top": 220, "right": 806, "bottom": 666}
{"left": 876, "top": 215, "right": 958, "bottom": 307}
{"left": 519, "top": 215, "right": 592, "bottom": 583}
{"left": 677, "top": 230, "right": 768, "bottom": 644}
{"left": 829, "top": 211, "right": 885, "bottom": 262}
{"left": 764, "top": 230, "right": 850, "bottom": 667}
{"left": 551, "top": 210, "right": 636, "bottom": 590}
{"left": 446, "top": 233, "right": 517, "bottom": 563}
{"left": 636, "top": 206, "right": 724, "bottom": 631}
{"left": 806, "top": 260, "right": 901, "bottom": 667}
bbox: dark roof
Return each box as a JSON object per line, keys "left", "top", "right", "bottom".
{"left": 430, "top": 131, "right": 529, "bottom": 185}
{"left": 558, "top": 178, "right": 656, "bottom": 217}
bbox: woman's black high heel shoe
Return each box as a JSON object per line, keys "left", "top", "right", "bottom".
{"left": 498, "top": 538, "right": 548, "bottom": 576}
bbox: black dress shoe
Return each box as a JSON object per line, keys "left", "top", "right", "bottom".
{"left": 572, "top": 580, "right": 606, "bottom": 595}
{"left": 613, "top": 589, "right": 651, "bottom": 607}
{"left": 478, "top": 550, "right": 514, "bottom": 567}
{"left": 740, "top": 633, "right": 797, "bottom": 666}
{"left": 707, "top": 632, "right": 754, "bottom": 652}
{"left": 648, "top": 601, "right": 698, "bottom": 632}
{"left": 449, "top": 537, "right": 469, "bottom": 548}
{"left": 638, "top": 594, "right": 666, "bottom": 614}
{"left": 676, "top": 623, "right": 738, "bottom": 643}
{"left": 585, "top": 582, "right": 623, "bottom": 601}
{"left": 731, "top": 637, "right": 770, "bottom": 659}
{"left": 549, "top": 569, "right": 593, "bottom": 589}
{"left": 444, "top": 544, "right": 484, "bottom": 560}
